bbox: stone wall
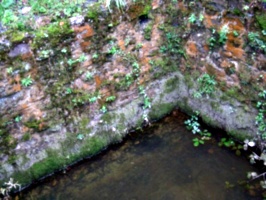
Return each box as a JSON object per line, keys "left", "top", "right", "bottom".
{"left": 0, "top": 0, "right": 265, "bottom": 187}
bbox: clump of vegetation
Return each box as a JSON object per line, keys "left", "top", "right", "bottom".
{"left": 144, "top": 22, "right": 153, "bottom": 40}
{"left": 21, "top": 76, "right": 33, "bottom": 87}
{"left": 193, "top": 73, "right": 216, "bottom": 98}
{"left": 159, "top": 32, "right": 186, "bottom": 58}
{"left": 0, "top": 0, "right": 84, "bottom": 30}
{"left": 188, "top": 12, "right": 204, "bottom": 26}
{"left": 184, "top": 111, "right": 211, "bottom": 147}
{"left": 218, "top": 24, "right": 229, "bottom": 45}
{"left": 248, "top": 32, "right": 266, "bottom": 53}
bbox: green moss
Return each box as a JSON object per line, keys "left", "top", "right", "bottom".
{"left": 8, "top": 154, "right": 18, "bottom": 165}
{"left": 12, "top": 170, "right": 33, "bottom": 186}
{"left": 101, "top": 113, "right": 114, "bottom": 124}
{"left": 9, "top": 31, "right": 26, "bottom": 43}
{"left": 176, "top": 97, "right": 192, "bottom": 114}
{"left": 227, "top": 130, "right": 253, "bottom": 141}
{"left": 142, "top": 4, "right": 152, "bottom": 16}
{"left": 201, "top": 114, "right": 219, "bottom": 128}
{"left": 224, "top": 87, "right": 239, "bottom": 98}
{"left": 60, "top": 132, "right": 76, "bottom": 153}
{"left": 256, "top": 12, "right": 266, "bottom": 30}
{"left": 149, "top": 103, "right": 176, "bottom": 120}
{"left": 231, "top": 8, "right": 244, "bottom": 16}
{"left": 30, "top": 150, "right": 67, "bottom": 180}
{"left": 210, "top": 101, "right": 221, "bottom": 112}
{"left": 80, "top": 136, "right": 108, "bottom": 158}
{"left": 184, "top": 72, "right": 194, "bottom": 89}
{"left": 164, "top": 76, "right": 179, "bottom": 93}
{"left": 78, "top": 116, "right": 91, "bottom": 133}
{"left": 32, "top": 19, "right": 73, "bottom": 49}
{"left": 144, "top": 22, "right": 153, "bottom": 40}
{"left": 86, "top": 3, "right": 102, "bottom": 21}
{"left": 21, "top": 132, "right": 31, "bottom": 141}
{"left": 150, "top": 58, "right": 177, "bottom": 79}
{"left": 24, "top": 119, "right": 41, "bottom": 130}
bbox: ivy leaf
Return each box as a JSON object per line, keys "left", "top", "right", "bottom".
{"left": 77, "top": 133, "right": 84, "bottom": 140}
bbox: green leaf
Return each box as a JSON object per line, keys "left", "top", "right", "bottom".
{"left": 1, "top": 0, "right": 14, "bottom": 8}
{"left": 193, "top": 141, "right": 199, "bottom": 147}
{"left": 0, "top": 5, "right": 4, "bottom": 17}
{"left": 77, "top": 133, "right": 84, "bottom": 140}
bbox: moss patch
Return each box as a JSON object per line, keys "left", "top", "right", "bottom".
{"left": 80, "top": 136, "right": 108, "bottom": 158}
{"left": 164, "top": 76, "right": 179, "bottom": 93}
{"left": 30, "top": 150, "right": 67, "bottom": 180}
{"left": 149, "top": 103, "right": 176, "bottom": 120}
{"left": 256, "top": 12, "right": 266, "bottom": 31}
{"left": 32, "top": 19, "right": 73, "bottom": 49}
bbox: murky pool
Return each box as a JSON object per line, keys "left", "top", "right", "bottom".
{"left": 18, "top": 111, "right": 260, "bottom": 200}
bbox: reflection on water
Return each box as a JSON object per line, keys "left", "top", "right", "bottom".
{"left": 19, "top": 111, "right": 260, "bottom": 200}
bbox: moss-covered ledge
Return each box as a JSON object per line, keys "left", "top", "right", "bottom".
{"left": 0, "top": 70, "right": 259, "bottom": 187}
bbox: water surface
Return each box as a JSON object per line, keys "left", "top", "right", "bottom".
{"left": 19, "top": 112, "right": 260, "bottom": 200}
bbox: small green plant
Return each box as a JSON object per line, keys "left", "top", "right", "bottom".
{"left": 188, "top": 13, "right": 197, "bottom": 24}
{"left": 184, "top": 112, "right": 201, "bottom": 134}
{"left": 108, "top": 41, "right": 120, "bottom": 55}
{"left": 218, "top": 138, "right": 235, "bottom": 148}
{"left": 135, "top": 43, "right": 143, "bottom": 50}
{"left": 6, "top": 67, "right": 13, "bottom": 74}
{"left": 85, "top": 72, "right": 93, "bottom": 81}
{"left": 89, "top": 95, "right": 100, "bottom": 103}
{"left": 256, "top": 90, "right": 266, "bottom": 139}
{"left": 39, "top": 49, "right": 53, "bottom": 59}
{"left": 188, "top": 13, "right": 204, "bottom": 26}
{"left": 199, "top": 13, "right": 204, "bottom": 22}
{"left": 138, "top": 86, "right": 151, "bottom": 109}
{"left": 248, "top": 32, "right": 266, "bottom": 53}
{"left": 185, "top": 112, "right": 211, "bottom": 147}
{"left": 208, "top": 36, "right": 216, "bottom": 49}
{"left": 22, "top": 132, "right": 31, "bottom": 141}
{"left": 192, "top": 138, "right": 204, "bottom": 147}
{"left": 14, "top": 115, "right": 22, "bottom": 123}
{"left": 92, "top": 53, "right": 99, "bottom": 59}
{"left": 21, "top": 76, "right": 33, "bottom": 87}
{"left": 106, "top": 96, "right": 116, "bottom": 102}
{"left": 144, "top": 23, "right": 153, "bottom": 40}
{"left": 219, "top": 24, "right": 229, "bottom": 44}
{"left": 66, "top": 88, "right": 72, "bottom": 94}
{"left": 233, "top": 30, "right": 239, "bottom": 37}
{"left": 143, "top": 96, "right": 151, "bottom": 109}
{"left": 67, "top": 54, "right": 87, "bottom": 66}
{"left": 77, "top": 133, "right": 84, "bottom": 140}
{"left": 193, "top": 73, "right": 216, "bottom": 98}
{"left": 132, "top": 62, "right": 140, "bottom": 76}
{"left": 160, "top": 32, "right": 185, "bottom": 57}
{"left": 100, "top": 105, "right": 107, "bottom": 113}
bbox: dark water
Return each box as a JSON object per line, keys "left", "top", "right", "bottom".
{"left": 19, "top": 112, "right": 260, "bottom": 200}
